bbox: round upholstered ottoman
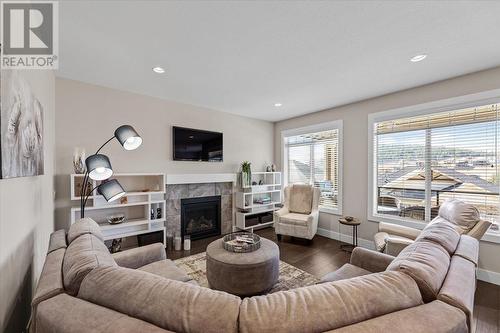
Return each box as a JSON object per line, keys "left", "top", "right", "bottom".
{"left": 206, "top": 237, "right": 279, "bottom": 297}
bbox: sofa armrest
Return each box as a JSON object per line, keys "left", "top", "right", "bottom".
{"left": 112, "top": 243, "right": 166, "bottom": 269}
{"left": 467, "top": 219, "right": 492, "bottom": 240}
{"left": 350, "top": 247, "right": 395, "bottom": 273}
{"left": 379, "top": 222, "right": 421, "bottom": 240}
{"left": 385, "top": 237, "right": 414, "bottom": 256}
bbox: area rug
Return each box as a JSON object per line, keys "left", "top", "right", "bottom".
{"left": 174, "top": 252, "right": 320, "bottom": 294}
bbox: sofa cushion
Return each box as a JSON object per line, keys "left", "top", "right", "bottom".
{"left": 67, "top": 217, "right": 104, "bottom": 244}
{"left": 47, "top": 230, "right": 67, "bottom": 254}
{"left": 438, "top": 199, "right": 480, "bottom": 233}
{"left": 62, "top": 233, "right": 116, "bottom": 295}
{"left": 35, "top": 294, "right": 172, "bottom": 333}
{"left": 320, "top": 263, "right": 371, "bottom": 283}
{"left": 386, "top": 240, "right": 450, "bottom": 303}
{"left": 78, "top": 266, "right": 241, "bottom": 333}
{"left": 289, "top": 184, "right": 313, "bottom": 214}
{"left": 417, "top": 218, "right": 460, "bottom": 254}
{"left": 330, "top": 300, "right": 468, "bottom": 333}
{"left": 279, "top": 212, "right": 310, "bottom": 226}
{"left": 239, "top": 271, "right": 422, "bottom": 333}
{"left": 138, "top": 259, "right": 194, "bottom": 283}
{"left": 454, "top": 235, "right": 479, "bottom": 266}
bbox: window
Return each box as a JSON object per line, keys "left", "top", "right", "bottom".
{"left": 283, "top": 121, "right": 342, "bottom": 213}
{"left": 372, "top": 103, "right": 500, "bottom": 224}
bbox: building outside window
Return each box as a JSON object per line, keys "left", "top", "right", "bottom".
{"left": 372, "top": 103, "right": 500, "bottom": 224}
{"left": 283, "top": 121, "right": 342, "bottom": 214}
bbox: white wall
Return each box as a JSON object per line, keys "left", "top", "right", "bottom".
{"left": 274, "top": 66, "right": 500, "bottom": 277}
{"left": 0, "top": 70, "right": 55, "bottom": 332}
{"left": 55, "top": 78, "right": 274, "bottom": 229}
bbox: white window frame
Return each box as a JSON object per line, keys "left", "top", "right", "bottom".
{"left": 367, "top": 89, "right": 500, "bottom": 242}
{"left": 281, "top": 120, "right": 343, "bottom": 215}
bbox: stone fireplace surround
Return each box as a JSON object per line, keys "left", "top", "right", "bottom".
{"left": 165, "top": 182, "right": 233, "bottom": 237}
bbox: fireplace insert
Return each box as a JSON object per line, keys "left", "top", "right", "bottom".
{"left": 181, "top": 196, "right": 221, "bottom": 240}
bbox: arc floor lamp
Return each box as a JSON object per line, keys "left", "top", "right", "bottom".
{"left": 80, "top": 125, "right": 143, "bottom": 218}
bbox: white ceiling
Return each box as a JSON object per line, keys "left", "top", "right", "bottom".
{"left": 57, "top": 1, "right": 500, "bottom": 122}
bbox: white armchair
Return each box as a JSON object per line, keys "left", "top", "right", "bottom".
{"left": 274, "top": 184, "right": 321, "bottom": 241}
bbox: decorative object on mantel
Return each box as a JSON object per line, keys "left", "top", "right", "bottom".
{"left": 240, "top": 161, "right": 252, "bottom": 188}
{"left": 79, "top": 125, "right": 143, "bottom": 218}
{"left": 184, "top": 235, "right": 191, "bottom": 251}
{"left": 73, "top": 148, "right": 86, "bottom": 174}
{"left": 107, "top": 214, "right": 125, "bottom": 225}
{"left": 223, "top": 231, "right": 261, "bottom": 253}
{"left": 174, "top": 232, "right": 182, "bottom": 251}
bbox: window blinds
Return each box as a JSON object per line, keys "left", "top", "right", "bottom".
{"left": 374, "top": 103, "right": 499, "bottom": 223}
{"left": 285, "top": 129, "right": 339, "bottom": 210}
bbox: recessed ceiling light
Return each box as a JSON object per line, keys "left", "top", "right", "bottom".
{"left": 274, "top": 103, "right": 282, "bottom": 107}
{"left": 410, "top": 54, "right": 427, "bottom": 62}
{"left": 152, "top": 66, "right": 165, "bottom": 74}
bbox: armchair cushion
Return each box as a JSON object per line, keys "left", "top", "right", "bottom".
{"left": 378, "top": 222, "right": 420, "bottom": 240}
{"left": 278, "top": 212, "right": 311, "bottom": 226}
{"left": 289, "top": 184, "right": 313, "bottom": 214}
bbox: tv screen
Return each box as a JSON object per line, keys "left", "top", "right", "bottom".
{"left": 173, "top": 126, "right": 223, "bottom": 162}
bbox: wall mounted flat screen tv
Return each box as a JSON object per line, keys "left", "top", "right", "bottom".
{"left": 173, "top": 126, "right": 223, "bottom": 162}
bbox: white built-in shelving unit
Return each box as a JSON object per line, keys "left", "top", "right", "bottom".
{"left": 70, "top": 173, "right": 166, "bottom": 245}
{"left": 235, "top": 172, "right": 282, "bottom": 232}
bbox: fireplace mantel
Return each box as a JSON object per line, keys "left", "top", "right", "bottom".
{"left": 166, "top": 173, "right": 236, "bottom": 185}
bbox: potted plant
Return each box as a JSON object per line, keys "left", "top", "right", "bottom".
{"left": 241, "top": 161, "right": 252, "bottom": 188}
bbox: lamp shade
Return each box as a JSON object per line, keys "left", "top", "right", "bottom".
{"left": 98, "top": 179, "right": 126, "bottom": 202}
{"left": 86, "top": 154, "right": 113, "bottom": 180}
{"left": 115, "top": 125, "right": 142, "bottom": 150}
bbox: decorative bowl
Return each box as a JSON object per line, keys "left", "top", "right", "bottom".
{"left": 107, "top": 214, "right": 125, "bottom": 224}
{"left": 223, "top": 232, "right": 261, "bottom": 253}
{"left": 345, "top": 216, "right": 354, "bottom": 222}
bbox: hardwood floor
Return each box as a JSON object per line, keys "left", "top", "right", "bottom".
{"left": 168, "top": 227, "right": 500, "bottom": 333}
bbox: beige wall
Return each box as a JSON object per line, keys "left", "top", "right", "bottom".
{"left": 55, "top": 78, "right": 274, "bottom": 229}
{"left": 0, "top": 70, "right": 55, "bottom": 331}
{"left": 274, "top": 66, "right": 500, "bottom": 275}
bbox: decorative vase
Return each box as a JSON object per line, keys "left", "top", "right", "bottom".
{"left": 73, "top": 147, "right": 86, "bottom": 174}
{"left": 242, "top": 171, "right": 252, "bottom": 187}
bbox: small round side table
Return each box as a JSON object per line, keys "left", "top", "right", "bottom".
{"left": 338, "top": 217, "right": 361, "bottom": 252}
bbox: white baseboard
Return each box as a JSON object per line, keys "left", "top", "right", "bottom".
{"left": 477, "top": 268, "right": 500, "bottom": 285}
{"left": 317, "top": 227, "right": 500, "bottom": 286}
{"left": 317, "top": 227, "right": 375, "bottom": 250}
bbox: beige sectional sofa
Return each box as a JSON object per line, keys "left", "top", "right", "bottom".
{"left": 31, "top": 211, "right": 479, "bottom": 333}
